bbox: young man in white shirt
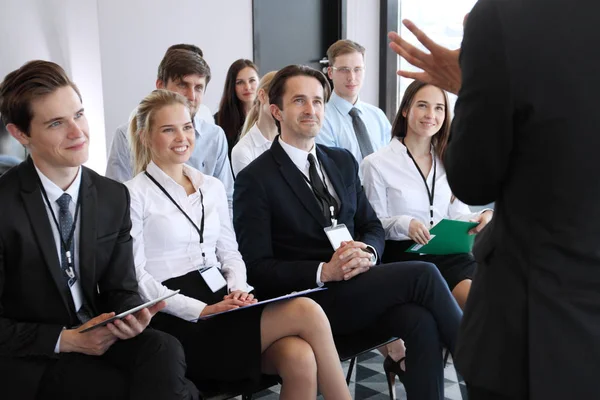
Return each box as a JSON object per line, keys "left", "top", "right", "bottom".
{"left": 316, "top": 40, "right": 392, "bottom": 162}
{"left": 0, "top": 60, "right": 197, "bottom": 399}
{"left": 105, "top": 45, "right": 234, "bottom": 212}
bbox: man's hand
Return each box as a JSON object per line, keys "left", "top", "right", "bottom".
{"left": 60, "top": 313, "right": 119, "bottom": 356}
{"left": 388, "top": 19, "right": 462, "bottom": 95}
{"left": 321, "top": 241, "right": 374, "bottom": 283}
{"left": 103, "top": 300, "right": 166, "bottom": 340}
{"left": 469, "top": 210, "right": 493, "bottom": 234}
{"left": 408, "top": 219, "right": 431, "bottom": 245}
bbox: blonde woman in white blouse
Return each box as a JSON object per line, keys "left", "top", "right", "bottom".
{"left": 231, "top": 71, "right": 278, "bottom": 177}
{"left": 125, "top": 89, "right": 351, "bottom": 399}
{"left": 362, "top": 80, "right": 493, "bottom": 309}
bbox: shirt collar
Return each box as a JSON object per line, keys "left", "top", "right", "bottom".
{"left": 145, "top": 160, "right": 205, "bottom": 192}
{"left": 248, "top": 123, "right": 272, "bottom": 148}
{"left": 393, "top": 136, "right": 435, "bottom": 157}
{"left": 278, "top": 137, "right": 318, "bottom": 173}
{"left": 193, "top": 114, "right": 205, "bottom": 138}
{"left": 330, "top": 90, "right": 363, "bottom": 116}
{"left": 34, "top": 165, "right": 82, "bottom": 205}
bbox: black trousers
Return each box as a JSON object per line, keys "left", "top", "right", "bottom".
{"left": 36, "top": 329, "right": 198, "bottom": 400}
{"left": 311, "top": 260, "right": 463, "bottom": 400}
{"left": 468, "top": 385, "right": 523, "bottom": 400}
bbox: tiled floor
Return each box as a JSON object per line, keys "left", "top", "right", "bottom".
{"left": 251, "top": 350, "right": 467, "bottom": 399}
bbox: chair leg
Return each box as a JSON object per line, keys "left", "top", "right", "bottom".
{"left": 346, "top": 357, "right": 356, "bottom": 385}
{"left": 443, "top": 348, "right": 451, "bottom": 367}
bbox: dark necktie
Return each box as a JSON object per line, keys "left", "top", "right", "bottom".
{"left": 57, "top": 193, "right": 91, "bottom": 323}
{"left": 307, "top": 154, "right": 339, "bottom": 221}
{"left": 348, "top": 107, "right": 374, "bottom": 159}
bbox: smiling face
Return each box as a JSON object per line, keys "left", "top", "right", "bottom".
{"left": 270, "top": 75, "right": 325, "bottom": 142}
{"left": 148, "top": 103, "right": 195, "bottom": 169}
{"left": 13, "top": 85, "right": 89, "bottom": 171}
{"left": 234, "top": 67, "right": 259, "bottom": 106}
{"left": 403, "top": 85, "right": 446, "bottom": 140}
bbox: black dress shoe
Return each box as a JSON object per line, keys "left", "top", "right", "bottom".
{"left": 383, "top": 355, "right": 406, "bottom": 400}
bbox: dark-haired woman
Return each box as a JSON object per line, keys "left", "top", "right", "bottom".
{"left": 362, "top": 80, "right": 493, "bottom": 309}
{"left": 214, "top": 59, "right": 259, "bottom": 155}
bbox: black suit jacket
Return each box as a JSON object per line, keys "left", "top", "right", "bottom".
{"left": 233, "top": 138, "right": 384, "bottom": 299}
{"left": 446, "top": 1, "right": 600, "bottom": 398}
{"left": 0, "top": 158, "right": 142, "bottom": 398}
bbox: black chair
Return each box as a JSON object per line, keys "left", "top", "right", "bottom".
{"left": 334, "top": 331, "right": 398, "bottom": 385}
{"left": 198, "top": 375, "right": 281, "bottom": 400}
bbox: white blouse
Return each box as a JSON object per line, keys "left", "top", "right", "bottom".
{"left": 231, "top": 123, "right": 272, "bottom": 176}
{"left": 125, "top": 161, "right": 252, "bottom": 321}
{"left": 361, "top": 138, "right": 480, "bottom": 241}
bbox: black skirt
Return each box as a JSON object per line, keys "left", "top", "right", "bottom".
{"left": 382, "top": 240, "right": 477, "bottom": 290}
{"left": 150, "top": 270, "right": 264, "bottom": 386}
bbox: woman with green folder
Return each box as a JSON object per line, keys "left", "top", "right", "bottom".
{"left": 361, "top": 80, "right": 493, "bottom": 310}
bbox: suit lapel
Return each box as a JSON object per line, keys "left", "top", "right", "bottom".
{"left": 271, "top": 139, "right": 328, "bottom": 226}
{"left": 316, "top": 145, "right": 347, "bottom": 216}
{"left": 18, "top": 158, "right": 76, "bottom": 316}
{"left": 78, "top": 168, "right": 98, "bottom": 312}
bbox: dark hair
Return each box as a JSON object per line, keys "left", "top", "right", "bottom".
{"left": 267, "top": 65, "right": 331, "bottom": 133}
{"left": 157, "top": 48, "right": 211, "bottom": 86}
{"left": 214, "top": 59, "right": 258, "bottom": 148}
{"left": 166, "top": 43, "right": 203, "bottom": 57}
{"left": 391, "top": 80, "right": 451, "bottom": 162}
{"left": 0, "top": 60, "right": 81, "bottom": 135}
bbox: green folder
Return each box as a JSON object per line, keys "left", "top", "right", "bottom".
{"left": 405, "top": 219, "right": 479, "bottom": 255}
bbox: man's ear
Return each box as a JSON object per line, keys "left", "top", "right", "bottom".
{"left": 156, "top": 79, "right": 165, "bottom": 89}
{"left": 270, "top": 104, "right": 283, "bottom": 122}
{"left": 327, "top": 66, "right": 333, "bottom": 80}
{"left": 6, "top": 123, "right": 30, "bottom": 146}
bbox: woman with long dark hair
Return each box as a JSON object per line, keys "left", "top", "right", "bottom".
{"left": 362, "top": 80, "right": 493, "bottom": 310}
{"left": 214, "top": 59, "right": 259, "bottom": 155}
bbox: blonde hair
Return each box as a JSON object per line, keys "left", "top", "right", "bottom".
{"left": 129, "top": 89, "right": 192, "bottom": 175}
{"left": 240, "top": 70, "right": 278, "bottom": 137}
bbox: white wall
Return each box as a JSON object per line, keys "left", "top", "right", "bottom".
{"left": 0, "top": 0, "right": 107, "bottom": 173}
{"left": 345, "top": 0, "right": 381, "bottom": 107}
{"left": 97, "top": 0, "right": 253, "bottom": 155}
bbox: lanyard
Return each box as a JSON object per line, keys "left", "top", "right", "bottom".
{"left": 38, "top": 181, "right": 81, "bottom": 281}
{"left": 403, "top": 138, "right": 437, "bottom": 227}
{"left": 144, "top": 172, "right": 207, "bottom": 263}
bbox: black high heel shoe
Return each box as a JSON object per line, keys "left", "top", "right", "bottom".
{"left": 383, "top": 355, "right": 406, "bottom": 400}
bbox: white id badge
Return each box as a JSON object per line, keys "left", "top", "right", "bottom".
{"left": 199, "top": 266, "right": 227, "bottom": 293}
{"left": 324, "top": 223, "right": 353, "bottom": 250}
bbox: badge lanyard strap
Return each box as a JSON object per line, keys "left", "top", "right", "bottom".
{"left": 38, "top": 181, "right": 81, "bottom": 284}
{"left": 144, "top": 172, "right": 206, "bottom": 264}
{"left": 402, "top": 137, "right": 437, "bottom": 227}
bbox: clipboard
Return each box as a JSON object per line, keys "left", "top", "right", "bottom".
{"left": 79, "top": 290, "right": 180, "bottom": 333}
{"left": 405, "top": 219, "right": 478, "bottom": 255}
{"left": 197, "top": 287, "right": 327, "bottom": 320}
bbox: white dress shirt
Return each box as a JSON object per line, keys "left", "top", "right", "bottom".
{"left": 36, "top": 166, "right": 83, "bottom": 353}
{"left": 316, "top": 91, "right": 392, "bottom": 163}
{"left": 231, "top": 123, "right": 272, "bottom": 177}
{"left": 125, "top": 161, "right": 252, "bottom": 321}
{"left": 361, "top": 138, "right": 482, "bottom": 241}
{"left": 106, "top": 111, "right": 234, "bottom": 214}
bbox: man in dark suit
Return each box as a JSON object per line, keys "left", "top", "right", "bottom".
{"left": 0, "top": 61, "right": 197, "bottom": 400}
{"left": 389, "top": 1, "right": 600, "bottom": 399}
{"left": 234, "top": 65, "right": 462, "bottom": 400}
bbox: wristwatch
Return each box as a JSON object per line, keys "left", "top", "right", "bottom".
{"left": 365, "top": 247, "right": 377, "bottom": 264}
